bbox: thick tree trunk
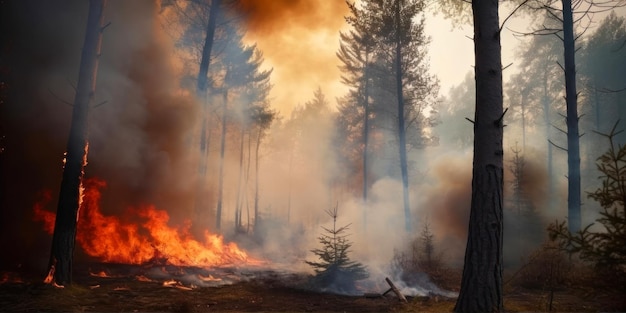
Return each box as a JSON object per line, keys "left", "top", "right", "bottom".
{"left": 562, "top": 0, "right": 581, "bottom": 233}
{"left": 454, "top": 0, "right": 504, "bottom": 312}
{"left": 47, "top": 0, "right": 106, "bottom": 286}
{"left": 215, "top": 90, "right": 227, "bottom": 230}
{"left": 394, "top": 0, "right": 411, "bottom": 233}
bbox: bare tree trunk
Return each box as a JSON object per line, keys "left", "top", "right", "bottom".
{"left": 542, "top": 81, "right": 555, "bottom": 213}
{"left": 194, "top": 0, "right": 221, "bottom": 225}
{"left": 286, "top": 144, "right": 294, "bottom": 224}
{"left": 254, "top": 127, "right": 261, "bottom": 230}
{"left": 521, "top": 91, "right": 526, "bottom": 151}
{"left": 454, "top": 0, "right": 504, "bottom": 311}
{"left": 362, "top": 49, "right": 370, "bottom": 229}
{"left": 562, "top": 0, "right": 581, "bottom": 233}
{"left": 394, "top": 0, "right": 411, "bottom": 233}
{"left": 245, "top": 131, "right": 252, "bottom": 232}
{"left": 215, "top": 90, "right": 227, "bottom": 230}
{"left": 234, "top": 127, "right": 244, "bottom": 231}
{"left": 47, "top": 0, "right": 106, "bottom": 286}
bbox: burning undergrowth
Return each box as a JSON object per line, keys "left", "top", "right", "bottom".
{"left": 34, "top": 177, "right": 259, "bottom": 269}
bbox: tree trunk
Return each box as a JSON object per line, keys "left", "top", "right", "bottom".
{"left": 215, "top": 90, "right": 227, "bottom": 230}
{"left": 47, "top": 0, "right": 106, "bottom": 286}
{"left": 287, "top": 147, "right": 294, "bottom": 224}
{"left": 394, "top": 0, "right": 411, "bottom": 233}
{"left": 542, "top": 71, "right": 555, "bottom": 213}
{"left": 521, "top": 91, "right": 526, "bottom": 150}
{"left": 454, "top": 0, "right": 504, "bottom": 311}
{"left": 234, "top": 127, "right": 244, "bottom": 231}
{"left": 562, "top": 0, "right": 581, "bottom": 233}
{"left": 254, "top": 127, "right": 262, "bottom": 231}
{"left": 194, "top": 0, "right": 221, "bottom": 226}
{"left": 362, "top": 49, "right": 370, "bottom": 229}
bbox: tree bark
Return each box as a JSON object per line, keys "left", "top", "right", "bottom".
{"left": 394, "top": 0, "right": 411, "bottom": 233}
{"left": 48, "top": 0, "right": 106, "bottom": 286}
{"left": 562, "top": 0, "right": 581, "bottom": 233}
{"left": 454, "top": 0, "right": 504, "bottom": 311}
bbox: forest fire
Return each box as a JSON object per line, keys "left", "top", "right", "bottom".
{"left": 33, "top": 178, "right": 258, "bottom": 269}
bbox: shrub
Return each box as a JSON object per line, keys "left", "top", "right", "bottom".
{"left": 548, "top": 122, "right": 626, "bottom": 286}
{"left": 305, "top": 204, "right": 368, "bottom": 294}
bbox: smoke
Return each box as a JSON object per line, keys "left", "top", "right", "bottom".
{"left": 0, "top": 0, "right": 201, "bottom": 268}
{"left": 234, "top": 0, "right": 350, "bottom": 115}
{"left": 88, "top": 0, "right": 199, "bottom": 221}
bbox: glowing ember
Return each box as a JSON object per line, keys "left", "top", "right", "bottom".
{"left": 135, "top": 275, "right": 155, "bottom": 282}
{"left": 89, "top": 271, "right": 110, "bottom": 278}
{"left": 198, "top": 274, "right": 222, "bottom": 282}
{"left": 0, "top": 272, "right": 23, "bottom": 284}
{"left": 34, "top": 177, "right": 256, "bottom": 267}
{"left": 43, "top": 264, "right": 55, "bottom": 284}
{"left": 162, "top": 279, "right": 194, "bottom": 290}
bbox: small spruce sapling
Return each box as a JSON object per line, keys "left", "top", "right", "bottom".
{"left": 548, "top": 121, "right": 626, "bottom": 282}
{"left": 306, "top": 204, "right": 368, "bottom": 293}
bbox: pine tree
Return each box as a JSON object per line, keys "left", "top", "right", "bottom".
{"left": 337, "top": 0, "right": 439, "bottom": 231}
{"left": 306, "top": 204, "right": 368, "bottom": 293}
{"left": 548, "top": 122, "right": 626, "bottom": 282}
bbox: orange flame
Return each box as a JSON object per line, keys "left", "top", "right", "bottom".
{"left": 34, "top": 177, "right": 255, "bottom": 267}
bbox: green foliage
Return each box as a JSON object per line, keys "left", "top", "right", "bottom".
{"left": 306, "top": 205, "right": 368, "bottom": 293}
{"left": 548, "top": 122, "right": 626, "bottom": 280}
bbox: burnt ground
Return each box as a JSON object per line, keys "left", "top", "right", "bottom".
{"left": 0, "top": 263, "right": 624, "bottom": 312}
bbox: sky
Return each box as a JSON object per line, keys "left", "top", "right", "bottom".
{"left": 238, "top": 1, "right": 533, "bottom": 117}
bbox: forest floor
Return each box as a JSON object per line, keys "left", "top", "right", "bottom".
{"left": 0, "top": 260, "right": 626, "bottom": 312}
{"left": 0, "top": 262, "right": 624, "bottom": 312}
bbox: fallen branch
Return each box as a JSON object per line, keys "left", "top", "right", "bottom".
{"left": 384, "top": 277, "right": 407, "bottom": 303}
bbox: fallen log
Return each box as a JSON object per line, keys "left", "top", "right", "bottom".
{"left": 384, "top": 277, "right": 407, "bottom": 303}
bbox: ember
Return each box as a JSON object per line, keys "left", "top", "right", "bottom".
{"left": 34, "top": 178, "right": 257, "bottom": 268}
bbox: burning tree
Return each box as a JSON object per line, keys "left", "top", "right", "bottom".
{"left": 306, "top": 204, "right": 368, "bottom": 294}
{"left": 47, "top": 0, "right": 106, "bottom": 286}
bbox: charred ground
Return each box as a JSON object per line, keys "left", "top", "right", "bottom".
{"left": 0, "top": 259, "right": 624, "bottom": 312}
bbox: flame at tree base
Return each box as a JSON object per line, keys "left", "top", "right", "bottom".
{"left": 34, "top": 178, "right": 258, "bottom": 268}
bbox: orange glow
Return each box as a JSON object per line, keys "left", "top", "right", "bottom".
{"left": 34, "top": 177, "right": 256, "bottom": 267}
{"left": 43, "top": 265, "right": 54, "bottom": 284}
{"left": 89, "top": 271, "right": 110, "bottom": 278}
{"left": 32, "top": 190, "right": 55, "bottom": 234}
{"left": 0, "top": 272, "right": 23, "bottom": 284}
{"left": 135, "top": 275, "right": 155, "bottom": 282}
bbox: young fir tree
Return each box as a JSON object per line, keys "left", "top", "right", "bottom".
{"left": 549, "top": 121, "right": 626, "bottom": 283}
{"left": 306, "top": 205, "right": 368, "bottom": 293}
